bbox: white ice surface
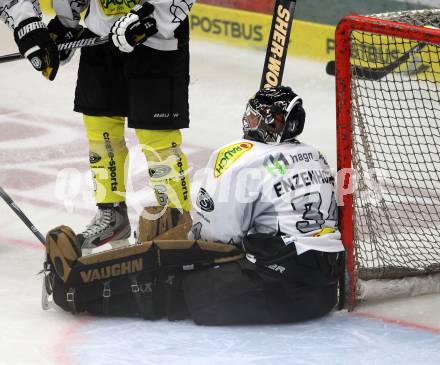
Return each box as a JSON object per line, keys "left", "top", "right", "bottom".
{"left": 0, "top": 23, "right": 439, "bottom": 365}
{"left": 67, "top": 314, "right": 440, "bottom": 365}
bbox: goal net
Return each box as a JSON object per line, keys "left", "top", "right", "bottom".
{"left": 335, "top": 10, "right": 440, "bottom": 309}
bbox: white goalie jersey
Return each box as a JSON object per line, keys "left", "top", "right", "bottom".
{"left": 189, "top": 139, "right": 345, "bottom": 255}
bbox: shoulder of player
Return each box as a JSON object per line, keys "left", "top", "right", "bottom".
{"left": 207, "top": 139, "right": 328, "bottom": 176}
{"left": 205, "top": 139, "right": 268, "bottom": 178}
{"left": 210, "top": 139, "right": 319, "bottom": 163}
{"left": 283, "top": 140, "right": 328, "bottom": 162}
{"left": 213, "top": 139, "right": 279, "bottom": 161}
{"left": 252, "top": 140, "right": 323, "bottom": 162}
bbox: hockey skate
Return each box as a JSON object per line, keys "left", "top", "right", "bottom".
{"left": 78, "top": 202, "right": 131, "bottom": 255}
{"left": 41, "top": 263, "right": 55, "bottom": 311}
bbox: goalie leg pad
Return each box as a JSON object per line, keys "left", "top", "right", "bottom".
{"left": 46, "top": 225, "right": 81, "bottom": 282}
{"left": 51, "top": 271, "right": 162, "bottom": 319}
{"left": 182, "top": 260, "right": 338, "bottom": 325}
{"left": 47, "top": 237, "right": 242, "bottom": 318}
{"left": 137, "top": 205, "right": 192, "bottom": 242}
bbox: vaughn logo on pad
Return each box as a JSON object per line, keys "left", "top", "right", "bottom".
{"left": 80, "top": 258, "right": 144, "bottom": 283}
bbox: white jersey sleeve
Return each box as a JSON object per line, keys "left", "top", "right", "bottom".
{"left": 145, "top": 0, "right": 195, "bottom": 50}
{"left": 52, "top": 0, "right": 88, "bottom": 29}
{"left": 189, "top": 139, "right": 345, "bottom": 255}
{"left": 189, "top": 140, "right": 257, "bottom": 244}
{"left": 0, "top": 0, "right": 41, "bottom": 29}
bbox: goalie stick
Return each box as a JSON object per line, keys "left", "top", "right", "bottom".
{"left": 260, "top": 0, "right": 297, "bottom": 89}
{"left": 326, "top": 42, "right": 427, "bottom": 81}
{"left": 0, "top": 187, "right": 52, "bottom": 308}
{"left": 0, "top": 186, "right": 45, "bottom": 245}
{"left": 0, "top": 35, "right": 109, "bottom": 64}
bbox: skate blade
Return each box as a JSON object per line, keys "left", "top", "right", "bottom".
{"left": 82, "top": 239, "right": 131, "bottom": 256}
{"left": 41, "top": 278, "right": 53, "bottom": 311}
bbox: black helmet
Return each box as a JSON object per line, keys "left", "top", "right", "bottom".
{"left": 242, "top": 86, "right": 305, "bottom": 143}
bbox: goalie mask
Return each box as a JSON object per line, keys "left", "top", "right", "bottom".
{"left": 242, "top": 86, "right": 305, "bottom": 143}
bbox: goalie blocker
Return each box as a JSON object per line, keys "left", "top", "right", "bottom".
{"left": 44, "top": 225, "right": 342, "bottom": 325}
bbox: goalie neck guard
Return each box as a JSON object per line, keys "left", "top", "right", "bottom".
{"left": 242, "top": 86, "right": 306, "bottom": 144}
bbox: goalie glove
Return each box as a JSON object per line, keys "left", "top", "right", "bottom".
{"left": 14, "top": 17, "right": 60, "bottom": 81}
{"left": 47, "top": 16, "right": 84, "bottom": 65}
{"left": 110, "top": 3, "right": 158, "bottom": 53}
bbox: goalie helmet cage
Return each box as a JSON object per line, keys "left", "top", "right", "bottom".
{"left": 336, "top": 10, "right": 440, "bottom": 310}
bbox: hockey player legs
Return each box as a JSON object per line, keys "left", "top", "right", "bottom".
{"left": 135, "top": 129, "right": 192, "bottom": 212}
{"left": 79, "top": 115, "right": 131, "bottom": 253}
{"left": 182, "top": 258, "right": 339, "bottom": 325}
{"left": 83, "top": 115, "right": 128, "bottom": 205}
{"left": 59, "top": 0, "right": 194, "bottom": 252}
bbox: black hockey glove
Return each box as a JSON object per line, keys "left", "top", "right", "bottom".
{"left": 110, "top": 3, "right": 158, "bottom": 53}
{"left": 47, "top": 16, "right": 84, "bottom": 64}
{"left": 14, "top": 17, "right": 59, "bottom": 81}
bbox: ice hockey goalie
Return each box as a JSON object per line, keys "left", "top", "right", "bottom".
{"left": 43, "top": 86, "right": 344, "bottom": 325}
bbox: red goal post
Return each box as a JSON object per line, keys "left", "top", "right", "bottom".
{"left": 335, "top": 12, "right": 440, "bottom": 310}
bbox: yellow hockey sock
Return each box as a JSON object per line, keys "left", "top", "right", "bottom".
{"left": 135, "top": 129, "right": 191, "bottom": 212}
{"left": 83, "top": 115, "right": 128, "bottom": 204}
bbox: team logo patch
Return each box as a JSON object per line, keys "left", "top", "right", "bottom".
{"left": 149, "top": 165, "right": 172, "bottom": 179}
{"left": 30, "top": 56, "right": 42, "bottom": 69}
{"left": 214, "top": 142, "right": 253, "bottom": 178}
{"left": 263, "top": 153, "right": 289, "bottom": 175}
{"left": 196, "top": 187, "right": 215, "bottom": 212}
{"left": 99, "top": 0, "right": 140, "bottom": 17}
{"left": 89, "top": 151, "right": 101, "bottom": 164}
{"left": 154, "top": 185, "right": 168, "bottom": 206}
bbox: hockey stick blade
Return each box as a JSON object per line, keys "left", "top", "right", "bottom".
{"left": 0, "top": 186, "right": 46, "bottom": 245}
{"left": 0, "top": 35, "right": 109, "bottom": 64}
{"left": 326, "top": 42, "right": 426, "bottom": 81}
{"left": 326, "top": 60, "right": 336, "bottom": 76}
{"left": 260, "top": 0, "right": 297, "bottom": 89}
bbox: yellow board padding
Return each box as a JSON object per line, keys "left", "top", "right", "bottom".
{"left": 350, "top": 31, "right": 440, "bottom": 83}
{"left": 189, "top": 3, "right": 336, "bottom": 62}
{"left": 135, "top": 129, "right": 192, "bottom": 212}
{"left": 83, "top": 115, "right": 128, "bottom": 204}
